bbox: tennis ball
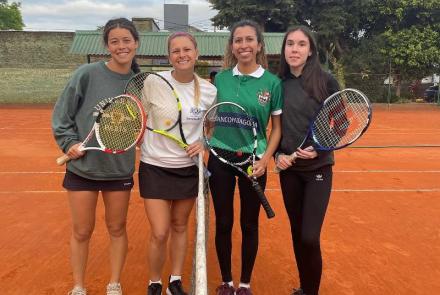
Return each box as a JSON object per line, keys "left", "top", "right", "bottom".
{"left": 247, "top": 165, "right": 253, "bottom": 175}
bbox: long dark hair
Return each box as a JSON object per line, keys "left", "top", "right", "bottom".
{"left": 278, "top": 26, "right": 328, "bottom": 101}
{"left": 103, "top": 18, "right": 140, "bottom": 73}
{"left": 223, "top": 20, "right": 268, "bottom": 69}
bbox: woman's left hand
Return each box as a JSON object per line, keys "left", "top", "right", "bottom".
{"left": 295, "top": 146, "right": 318, "bottom": 159}
{"left": 252, "top": 157, "right": 268, "bottom": 178}
{"left": 186, "top": 141, "right": 204, "bottom": 158}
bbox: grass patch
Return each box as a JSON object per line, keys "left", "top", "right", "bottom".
{"left": 0, "top": 68, "right": 74, "bottom": 104}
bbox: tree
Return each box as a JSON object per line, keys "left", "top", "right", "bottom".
{"left": 294, "top": 0, "right": 377, "bottom": 87}
{"left": 0, "top": 0, "right": 24, "bottom": 30}
{"left": 208, "top": 0, "right": 298, "bottom": 32}
{"left": 208, "top": 0, "right": 376, "bottom": 86}
{"left": 374, "top": 0, "right": 440, "bottom": 96}
{"left": 209, "top": 0, "right": 440, "bottom": 97}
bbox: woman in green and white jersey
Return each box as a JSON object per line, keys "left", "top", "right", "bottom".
{"left": 208, "top": 20, "right": 283, "bottom": 295}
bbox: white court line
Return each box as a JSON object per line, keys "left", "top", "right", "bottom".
{"left": 0, "top": 127, "right": 51, "bottom": 130}
{"left": 1, "top": 189, "right": 440, "bottom": 194}
{"left": 2, "top": 170, "right": 440, "bottom": 174}
{"left": 266, "top": 188, "right": 440, "bottom": 192}
{"left": 369, "top": 132, "right": 440, "bottom": 135}
{"left": 335, "top": 170, "right": 440, "bottom": 173}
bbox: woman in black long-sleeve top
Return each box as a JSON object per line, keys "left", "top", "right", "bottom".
{"left": 276, "top": 26, "right": 339, "bottom": 295}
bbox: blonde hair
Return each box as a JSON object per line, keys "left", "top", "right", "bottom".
{"left": 223, "top": 20, "right": 268, "bottom": 69}
{"left": 167, "top": 32, "right": 201, "bottom": 106}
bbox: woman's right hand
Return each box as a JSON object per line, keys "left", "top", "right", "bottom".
{"left": 276, "top": 153, "right": 295, "bottom": 170}
{"left": 66, "top": 143, "right": 85, "bottom": 160}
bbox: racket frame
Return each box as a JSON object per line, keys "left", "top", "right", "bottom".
{"left": 203, "top": 101, "right": 275, "bottom": 219}
{"left": 311, "top": 88, "right": 372, "bottom": 151}
{"left": 125, "top": 71, "right": 210, "bottom": 177}
{"left": 56, "top": 94, "right": 146, "bottom": 165}
{"left": 275, "top": 88, "right": 372, "bottom": 172}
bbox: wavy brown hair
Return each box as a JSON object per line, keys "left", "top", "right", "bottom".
{"left": 223, "top": 20, "right": 268, "bottom": 69}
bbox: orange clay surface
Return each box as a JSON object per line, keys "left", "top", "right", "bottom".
{"left": 0, "top": 103, "right": 439, "bottom": 295}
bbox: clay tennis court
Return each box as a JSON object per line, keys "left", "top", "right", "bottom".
{"left": 0, "top": 103, "right": 439, "bottom": 294}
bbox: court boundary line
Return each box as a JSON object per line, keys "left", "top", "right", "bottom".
{"left": 1, "top": 188, "right": 440, "bottom": 194}
{"left": 2, "top": 170, "right": 440, "bottom": 174}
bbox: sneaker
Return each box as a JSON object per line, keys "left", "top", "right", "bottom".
{"left": 106, "top": 282, "right": 122, "bottom": 295}
{"left": 68, "top": 286, "right": 87, "bottom": 295}
{"left": 235, "top": 287, "right": 253, "bottom": 295}
{"left": 215, "top": 283, "right": 235, "bottom": 295}
{"left": 291, "top": 288, "right": 304, "bottom": 295}
{"left": 147, "top": 283, "right": 163, "bottom": 295}
{"left": 166, "top": 279, "right": 188, "bottom": 295}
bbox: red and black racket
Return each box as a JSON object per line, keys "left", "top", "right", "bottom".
{"left": 56, "top": 94, "right": 145, "bottom": 165}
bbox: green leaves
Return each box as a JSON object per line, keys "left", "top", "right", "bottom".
{"left": 208, "top": 0, "right": 298, "bottom": 31}
{"left": 0, "top": 1, "right": 24, "bottom": 30}
{"left": 382, "top": 26, "right": 440, "bottom": 79}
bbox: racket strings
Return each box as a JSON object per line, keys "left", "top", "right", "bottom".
{"left": 126, "top": 73, "right": 180, "bottom": 133}
{"left": 203, "top": 104, "right": 256, "bottom": 165}
{"left": 212, "top": 147, "right": 252, "bottom": 166}
{"left": 97, "top": 96, "right": 144, "bottom": 151}
{"left": 125, "top": 75, "right": 145, "bottom": 99}
{"left": 313, "top": 90, "right": 370, "bottom": 148}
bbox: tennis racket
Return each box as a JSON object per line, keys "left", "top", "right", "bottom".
{"left": 56, "top": 94, "right": 145, "bottom": 165}
{"left": 275, "top": 88, "right": 372, "bottom": 172}
{"left": 203, "top": 101, "right": 275, "bottom": 219}
{"left": 124, "top": 71, "right": 210, "bottom": 177}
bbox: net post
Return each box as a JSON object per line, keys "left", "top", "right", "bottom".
{"left": 190, "top": 150, "right": 209, "bottom": 295}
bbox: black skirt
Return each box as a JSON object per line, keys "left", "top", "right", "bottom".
{"left": 63, "top": 170, "right": 134, "bottom": 191}
{"left": 138, "top": 161, "right": 198, "bottom": 200}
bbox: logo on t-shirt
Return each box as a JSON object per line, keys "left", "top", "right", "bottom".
{"left": 256, "top": 89, "right": 271, "bottom": 106}
{"left": 187, "top": 107, "right": 203, "bottom": 121}
{"left": 93, "top": 97, "right": 114, "bottom": 117}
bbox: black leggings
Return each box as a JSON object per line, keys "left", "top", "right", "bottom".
{"left": 279, "top": 165, "right": 332, "bottom": 295}
{"left": 208, "top": 155, "right": 267, "bottom": 284}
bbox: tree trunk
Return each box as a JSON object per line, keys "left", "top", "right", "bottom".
{"left": 394, "top": 72, "right": 401, "bottom": 97}
{"left": 329, "top": 54, "right": 346, "bottom": 89}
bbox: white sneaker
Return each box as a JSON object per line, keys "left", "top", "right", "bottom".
{"left": 107, "top": 282, "right": 123, "bottom": 295}
{"left": 68, "top": 286, "right": 87, "bottom": 295}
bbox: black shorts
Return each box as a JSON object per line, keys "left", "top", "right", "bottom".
{"left": 138, "top": 161, "right": 198, "bottom": 200}
{"left": 63, "top": 170, "right": 134, "bottom": 191}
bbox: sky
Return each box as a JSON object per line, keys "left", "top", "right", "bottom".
{"left": 20, "top": 0, "right": 218, "bottom": 32}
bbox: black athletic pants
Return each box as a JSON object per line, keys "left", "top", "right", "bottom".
{"left": 279, "top": 165, "right": 332, "bottom": 295}
{"left": 208, "top": 154, "right": 267, "bottom": 284}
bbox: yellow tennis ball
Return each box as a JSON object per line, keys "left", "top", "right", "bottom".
{"left": 247, "top": 165, "right": 253, "bottom": 176}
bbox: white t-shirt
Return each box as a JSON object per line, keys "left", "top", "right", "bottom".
{"left": 140, "top": 70, "right": 217, "bottom": 167}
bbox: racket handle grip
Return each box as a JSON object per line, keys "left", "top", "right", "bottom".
{"left": 252, "top": 181, "right": 275, "bottom": 219}
{"left": 191, "top": 155, "right": 211, "bottom": 178}
{"left": 56, "top": 154, "right": 70, "bottom": 166}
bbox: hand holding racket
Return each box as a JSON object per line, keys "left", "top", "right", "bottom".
{"left": 203, "top": 102, "right": 275, "bottom": 219}
{"left": 125, "top": 72, "right": 210, "bottom": 177}
{"left": 56, "top": 94, "right": 146, "bottom": 165}
{"left": 275, "top": 88, "right": 372, "bottom": 172}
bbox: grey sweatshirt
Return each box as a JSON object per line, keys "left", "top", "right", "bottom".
{"left": 52, "top": 61, "right": 135, "bottom": 180}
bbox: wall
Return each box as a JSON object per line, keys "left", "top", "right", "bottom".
{"left": 0, "top": 31, "right": 85, "bottom": 68}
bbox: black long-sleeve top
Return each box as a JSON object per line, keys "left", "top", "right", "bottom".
{"left": 278, "top": 72, "right": 340, "bottom": 171}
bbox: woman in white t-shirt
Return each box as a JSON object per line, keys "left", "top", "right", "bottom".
{"left": 138, "top": 32, "right": 217, "bottom": 295}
